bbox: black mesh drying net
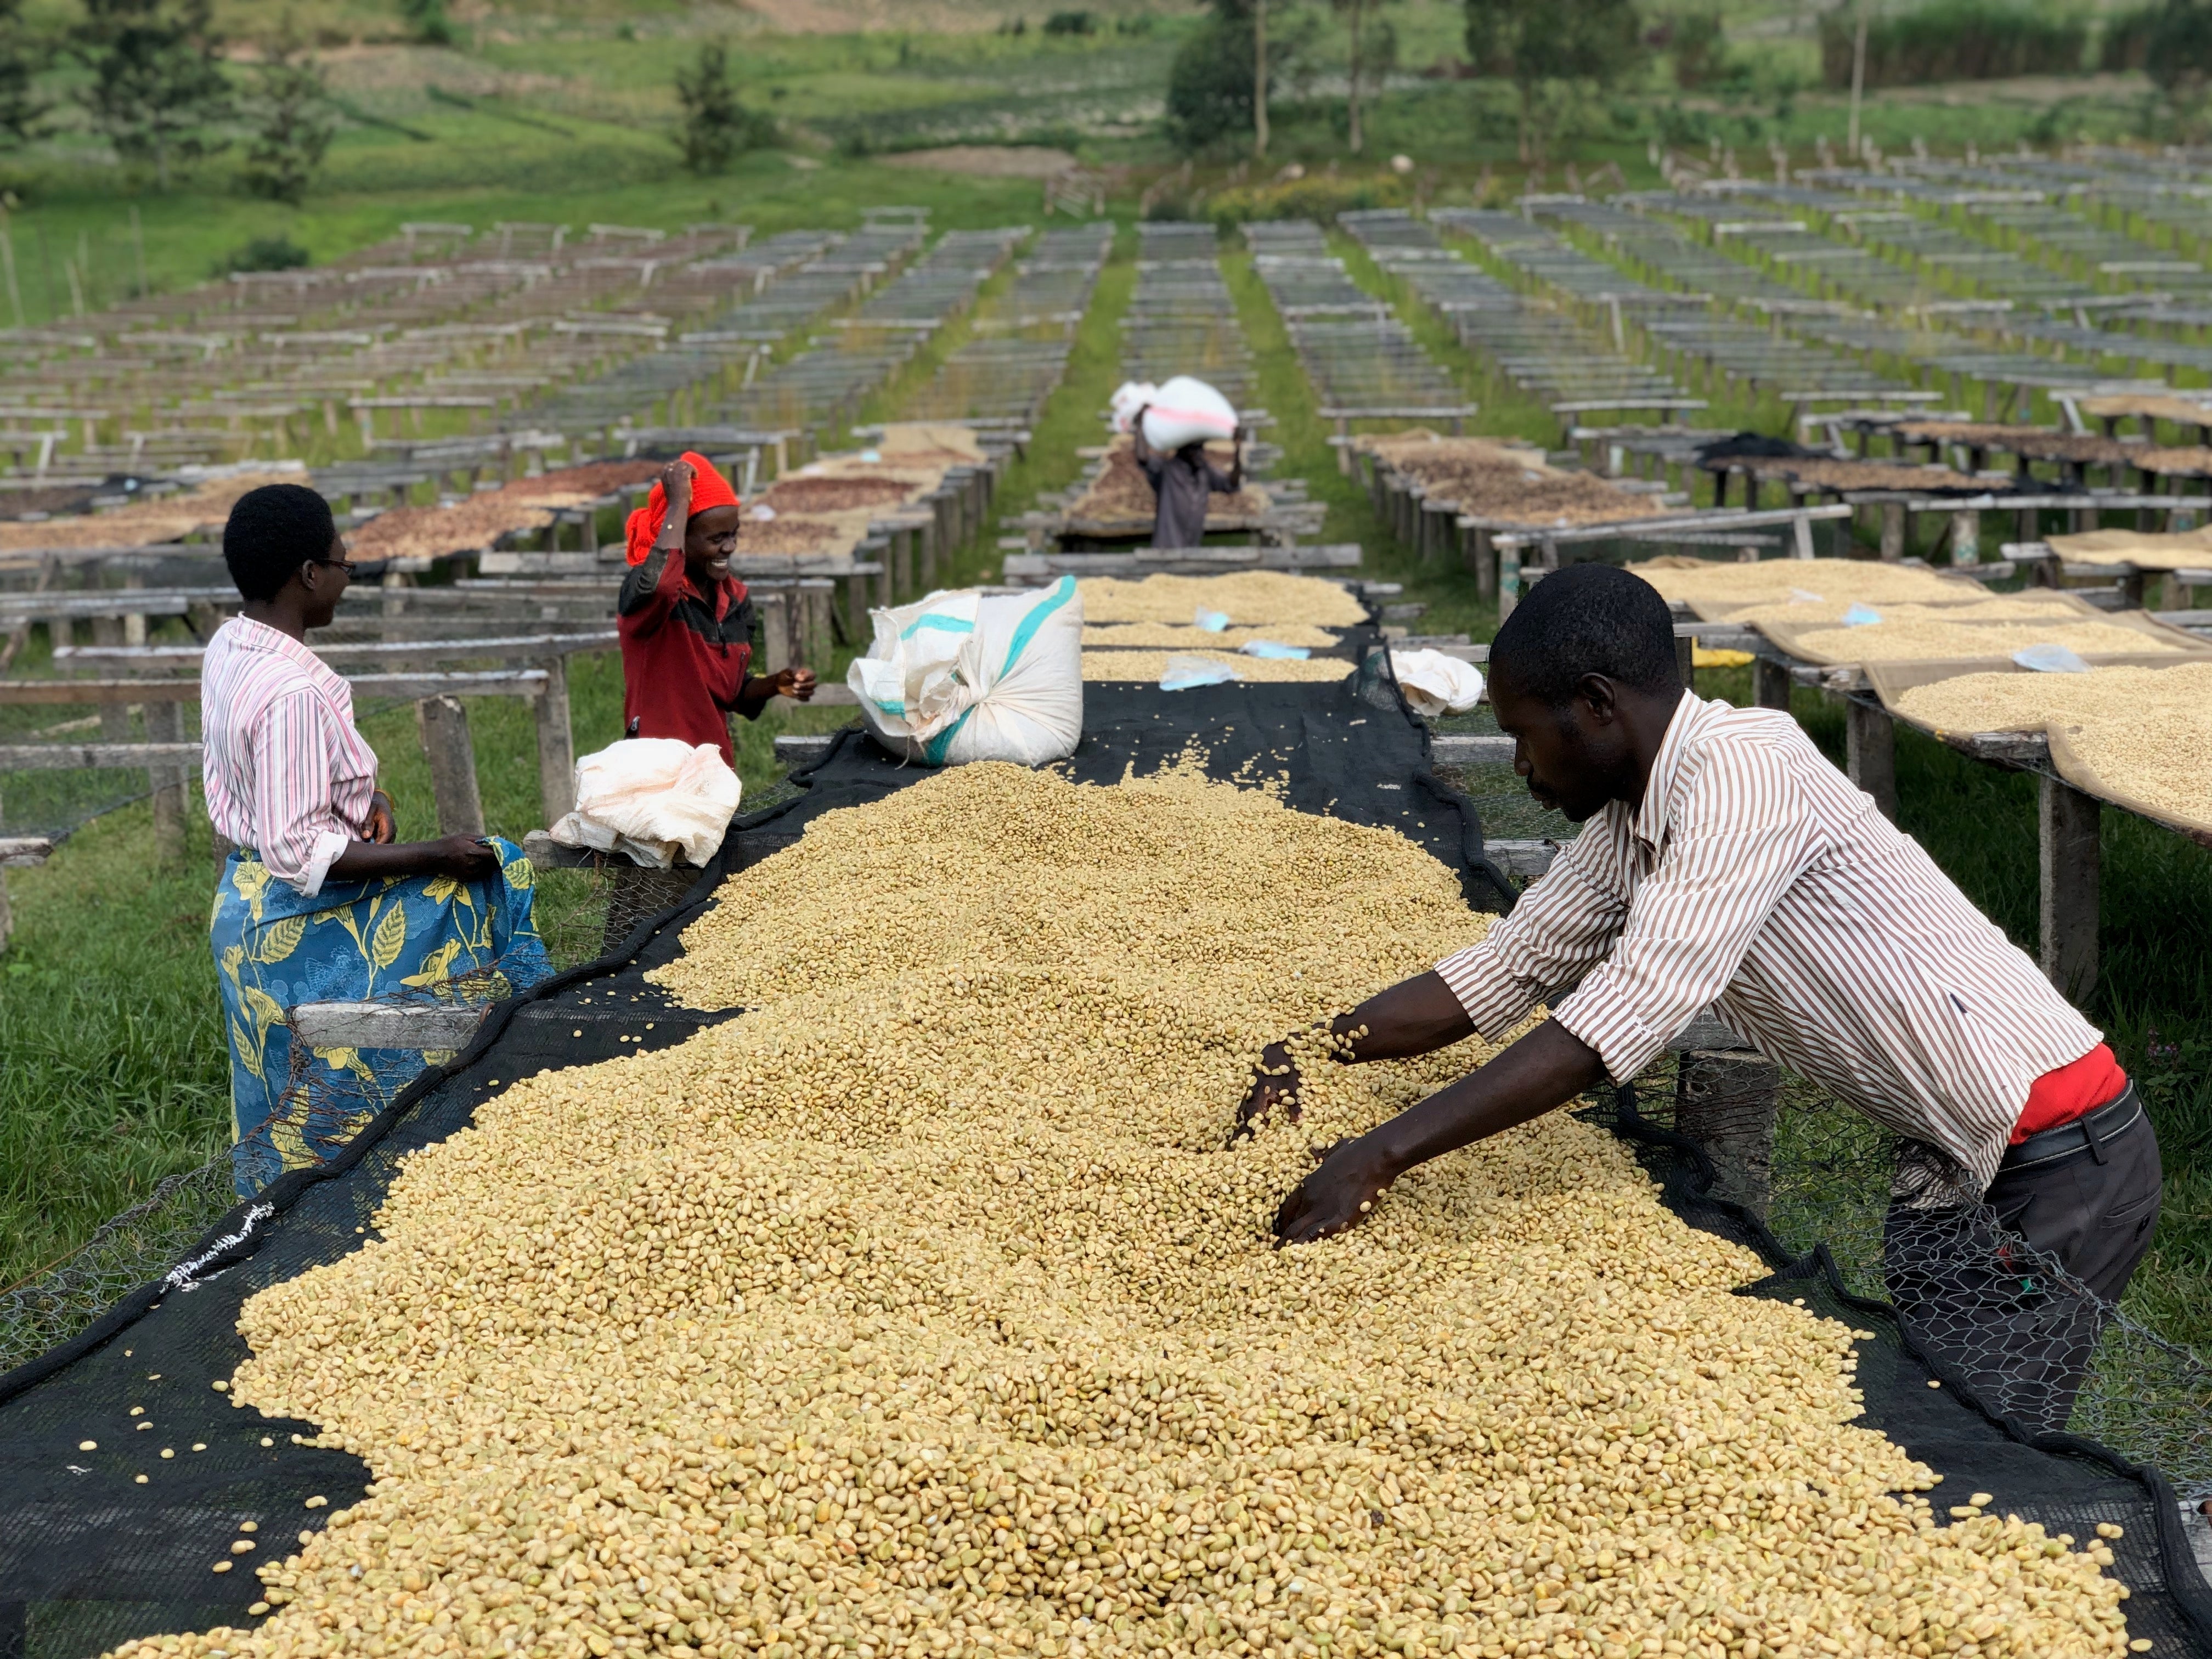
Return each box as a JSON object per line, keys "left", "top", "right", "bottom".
{"left": 1578, "top": 1075, "right": 2212, "bottom": 1653}
{"left": 1, "top": 661, "right": 2208, "bottom": 1659}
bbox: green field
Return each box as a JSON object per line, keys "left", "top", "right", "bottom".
{"left": 0, "top": 0, "right": 2190, "bottom": 334}
{"left": 0, "top": 0, "right": 2207, "bottom": 1444}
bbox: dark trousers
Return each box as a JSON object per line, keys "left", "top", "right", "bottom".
{"left": 1883, "top": 1087, "right": 2162, "bottom": 1437}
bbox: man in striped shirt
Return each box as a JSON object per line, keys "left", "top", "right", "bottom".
{"left": 1253, "top": 563, "right": 2159, "bottom": 1432}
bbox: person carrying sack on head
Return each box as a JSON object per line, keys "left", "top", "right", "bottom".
{"left": 1244, "top": 562, "right": 2160, "bottom": 1437}
{"left": 1131, "top": 407, "right": 1245, "bottom": 551}
{"left": 618, "top": 452, "right": 816, "bottom": 765}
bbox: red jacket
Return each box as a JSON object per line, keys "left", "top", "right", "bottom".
{"left": 616, "top": 547, "right": 757, "bottom": 765}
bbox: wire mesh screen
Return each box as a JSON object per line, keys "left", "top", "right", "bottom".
{"left": 0, "top": 702, "right": 201, "bottom": 842}
{"left": 0, "top": 1160, "right": 235, "bottom": 1376}
{"left": 1613, "top": 1060, "right": 2212, "bottom": 1500}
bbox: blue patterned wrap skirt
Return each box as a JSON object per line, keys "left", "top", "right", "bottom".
{"left": 209, "top": 838, "right": 554, "bottom": 1195}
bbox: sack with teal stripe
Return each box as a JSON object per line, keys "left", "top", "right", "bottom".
{"left": 847, "top": 578, "right": 1085, "bottom": 766}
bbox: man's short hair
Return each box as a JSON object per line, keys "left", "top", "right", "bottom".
{"left": 1489, "top": 561, "right": 1681, "bottom": 707}
{"left": 223, "top": 483, "right": 337, "bottom": 603}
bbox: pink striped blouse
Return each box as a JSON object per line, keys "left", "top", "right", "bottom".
{"left": 1436, "top": 692, "right": 2102, "bottom": 1206}
{"left": 200, "top": 616, "right": 379, "bottom": 898}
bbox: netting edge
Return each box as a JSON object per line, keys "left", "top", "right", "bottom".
{"left": 1607, "top": 1081, "right": 2212, "bottom": 1637}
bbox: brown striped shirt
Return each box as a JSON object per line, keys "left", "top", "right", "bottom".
{"left": 1435, "top": 692, "right": 2101, "bottom": 1205}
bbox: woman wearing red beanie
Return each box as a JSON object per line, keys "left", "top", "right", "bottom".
{"left": 617, "top": 452, "right": 815, "bottom": 765}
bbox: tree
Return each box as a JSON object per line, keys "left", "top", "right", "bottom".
{"left": 674, "top": 42, "right": 774, "bottom": 175}
{"left": 0, "top": 0, "right": 52, "bottom": 151}
{"left": 1668, "top": 10, "right": 1729, "bottom": 88}
{"left": 1166, "top": 12, "right": 1256, "bottom": 152}
{"left": 241, "top": 26, "right": 335, "bottom": 204}
{"left": 1254, "top": 0, "right": 1269, "bottom": 157}
{"left": 2145, "top": 0, "right": 2212, "bottom": 100}
{"left": 1331, "top": 0, "right": 1399, "bottom": 154}
{"left": 72, "top": 0, "right": 232, "bottom": 190}
{"left": 1464, "top": 0, "right": 1643, "bottom": 161}
{"left": 1165, "top": 1, "right": 1314, "bottom": 155}
{"left": 398, "top": 0, "right": 455, "bottom": 47}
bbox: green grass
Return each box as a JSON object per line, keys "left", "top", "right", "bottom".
{"left": 0, "top": 803, "right": 233, "bottom": 1294}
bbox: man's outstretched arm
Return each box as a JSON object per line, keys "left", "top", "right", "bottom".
{"left": 1272, "top": 1017, "right": 1606, "bottom": 1244}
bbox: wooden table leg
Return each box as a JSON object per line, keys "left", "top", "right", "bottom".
{"left": 1846, "top": 699, "right": 1896, "bottom": 821}
{"left": 1754, "top": 658, "right": 1792, "bottom": 710}
{"left": 144, "top": 701, "right": 187, "bottom": 864}
{"left": 2039, "top": 775, "right": 2101, "bottom": 1005}
{"left": 1950, "top": 508, "right": 1979, "bottom": 565}
{"left": 533, "top": 658, "right": 575, "bottom": 827}
{"left": 759, "top": 592, "right": 792, "bottom": 676}
{"left": 416, "top": 695, "right": 487, "bottom": 839}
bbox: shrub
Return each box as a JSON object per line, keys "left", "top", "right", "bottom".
{"left": 1467, "top": 0, "right": 1647, "bottom": 161}
{"left": 218, "top": 235, "right": 309, "bottom": 274}
{"left": 1166, "top": 15, "right": 1256, "bottom": 151}
{"left": 240, "top": 30, "right": 335, "bottom": 205}
{"left": 675, "top": 41, "right": 776, "bottom": 174}
{"left": 398, "top": 0, "right": 454, "bottom": 47}
{"left": 1205, "top": 172, "right": 1411, "bottom": 227}
{"left": 1818, "top": 0, "right": 2086, "bottom": 87}
{"left": 2101, "top": 5, "right": 2156, "bottom": 69}
{"left": 2142, "top": 0, "right": 2212, "bottom": 91}
{"left": 1044, "top": 9, "right": 1097, "bottom": 33}
{"left": 1669, "top": 12, "right": 1730, "bottom": 88}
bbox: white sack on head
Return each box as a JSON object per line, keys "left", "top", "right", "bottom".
{"left": 1109, "top": 381, "right": 1159, "bottom": 435}
{"left": 549, "top": 738, "right": 741, "bottom": 869}
{"left": 1139, "top": 376, "right": 1238, "bottom": 452}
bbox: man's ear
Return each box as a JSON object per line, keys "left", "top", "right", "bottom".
{"left": 1576, "top": 672, "right": 1620, "bottom": 723}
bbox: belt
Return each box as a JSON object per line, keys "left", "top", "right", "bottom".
{"left": 2001, "top": 1081, "right": 2142, "bottom": 1171}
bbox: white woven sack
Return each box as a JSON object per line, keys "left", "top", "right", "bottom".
{"left": 1109, "top": 380, "right": 1158, "bottom": 435}
{"left": 548, "top": 738, "right": 741, "bottom": 869}
{"left": 1138, "top": 375, "right": 1238, "bottom": 451}
{"left": 1390, "top": 648, "right": 1486, "bottom": 718}
{"left": 849, "top": 578, "right": 1085, "bottom": 766}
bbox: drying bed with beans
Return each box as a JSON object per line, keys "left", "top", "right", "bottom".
{"left": 348, "top": 463, "right": 667, "bottom": 563}
{"left": 1897, "top": 662, "right": 2212, "bottom": 832}
{"left": 2047, "top": 531, "right": 2212, "bottom": 572}
{"left": 1785, "top": 619, "right": 2187, "bottom": 666}
{"left": 1632, "top": 560, "right": 1988, "bottom": 614}
{"left": 1362, "top": 435, "right": 1672, "bottom": 529}
{"left": 0, "top": 469, "right": 303, "bottom": 551}
{"left": 1079, "top": 653, "right": 1353, "bottom": 684}
{"left": 1074, "top": 575, "right": 1368, "bottom": 629}
{"left": 1081, "top": 625, "right": 1344, "bottom": 652}
{"left": 1065, "top": 444, "right": 1271, "bottom": 529}
{"left": 128, "top": 765, "right": 2137, "bottom": 1659}
{"left": 1718, "top": 597, "right": 2091, "bottom": 632}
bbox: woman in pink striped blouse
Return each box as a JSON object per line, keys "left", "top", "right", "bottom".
{"left": 204, "top": 484, "right": 551, "bottom": 1195}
